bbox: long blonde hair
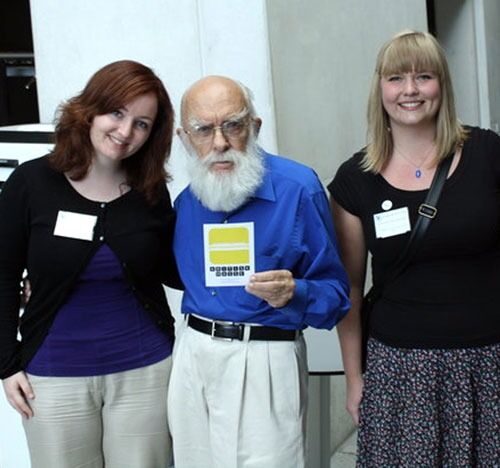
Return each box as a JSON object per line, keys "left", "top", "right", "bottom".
{"left": 363, "top": 30, "right": 468, "bottom": 173}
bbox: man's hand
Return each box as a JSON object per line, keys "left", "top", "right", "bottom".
{"left": 245, "top": 270, "right": 295, "bottom": 308}
{"left": 2, "top": 371, "right": 35, "bottom": 419}
{"left": 21, "top": 277, "right": 32, "bottom": 306}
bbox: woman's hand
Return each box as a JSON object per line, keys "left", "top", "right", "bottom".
{"left": 2, "top": 371, "right": 35, "bottom": 419}
{"left": 330, "top": 199, "right": 367, "bottom": 426}
{"left": 345, "top": 373, "right": 364, "bottom": 425}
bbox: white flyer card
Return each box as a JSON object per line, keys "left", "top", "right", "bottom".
{"left": 203, "top": 222, "right": 255, "bottom": 287}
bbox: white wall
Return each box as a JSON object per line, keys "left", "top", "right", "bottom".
{"left": 434, "top": 0, "right": 481, "bottom": 127}
{"left": 0, "top": 389, "right": 29, "bottom": 468}
{"left": 30, "top": 0, "right": 278, "bottom": 156}
{"left": 483, "top": 0, "right": 500, "bottom": 132}
{"left": 266, "top": 0, "right": 428, "bottom": 184}
{"left": 434, "top": 0, "right": 500, "bottom": 131}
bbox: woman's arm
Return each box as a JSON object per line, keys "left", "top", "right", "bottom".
{"left": 331, "top": 198, "right": 368, "bottom": 425}
{"left": 0, "top": 168, "right": 29, "bottom": 379}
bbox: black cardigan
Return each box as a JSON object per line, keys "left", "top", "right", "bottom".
{"left": 0, "top": 156, "right": 182, "bottom": 379}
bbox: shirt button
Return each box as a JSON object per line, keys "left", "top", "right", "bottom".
{"left": 211, "top": 290, "right": 217, "bottom": 296}
{"left": 100, "top": 203, "right": 106, "bottom": 209}
{"left": 99, "top": 236, "right": 104, "bottom": 242}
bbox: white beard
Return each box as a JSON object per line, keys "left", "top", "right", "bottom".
{"left": 185, "top": 134, "right": 265, "bottom": 212}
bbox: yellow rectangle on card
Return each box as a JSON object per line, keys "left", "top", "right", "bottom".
{"left": 210, "top": 250, "right": 249, "bottom": 264}
{"left": 209, "top": 227, "right": 249, "bottom": 244}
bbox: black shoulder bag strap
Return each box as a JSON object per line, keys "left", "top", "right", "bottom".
{"left": 365, "top": 152, "right": 453, "bottom": 304}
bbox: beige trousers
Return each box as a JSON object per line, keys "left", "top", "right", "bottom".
{"left": 168, "top": 324, "right": 308, "bottom": 468}
{"left": 23, "top": 357, "right": 172, "bottom": 468}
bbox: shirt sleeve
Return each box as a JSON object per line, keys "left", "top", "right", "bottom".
{"left": 0, "top": 168, "right": 29, "bottom": 378}
{"left": 327, "top": 154, "right": 364, "bottom": 216}
{"left": 276, "top": 187, "right": 351, "bottom": 330}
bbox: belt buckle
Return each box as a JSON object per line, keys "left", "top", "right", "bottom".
{"left": 418, "top": 203, "right": 437, "bottom": 219}
{"left": 211, "top": 320, "right": 235, "bottom": 342}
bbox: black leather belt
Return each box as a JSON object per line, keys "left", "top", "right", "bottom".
{"left": 187, "top": 314, "right": 300, "bottom": 341}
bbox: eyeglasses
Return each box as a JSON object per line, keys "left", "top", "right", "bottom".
{"left": 184, "top": 115, "right": 251, "bottom": 144}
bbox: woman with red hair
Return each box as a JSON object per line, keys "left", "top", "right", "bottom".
{"left": 0, "top": 60, "right": 180, "bottom": 467}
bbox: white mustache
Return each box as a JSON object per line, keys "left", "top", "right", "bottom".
{"left": 202, "top": 152, "right": 239, "bottom": 168}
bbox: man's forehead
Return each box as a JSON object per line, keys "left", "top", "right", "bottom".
{"left": 187, "top": 105, "right": 247, "bottom": 125}
{"left": 183, "top": 78, "right": 247, "bottom": 123}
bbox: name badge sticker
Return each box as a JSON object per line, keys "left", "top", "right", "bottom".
{"left": 203, "top": 222, "right": 255, "bottom": 287}
{"left": 373, "top": 207, "right": 411, "bottom": 239}
{"left": 53, "top": 210, "right": 97, "bottom": 241}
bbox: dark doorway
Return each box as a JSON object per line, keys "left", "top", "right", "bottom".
{"left": 0, "top": 0, "right": 40, "bottom": 126}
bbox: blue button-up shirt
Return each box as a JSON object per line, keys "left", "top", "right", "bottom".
{"left": 174, "top": 152, "right": 350, "bottom": 330}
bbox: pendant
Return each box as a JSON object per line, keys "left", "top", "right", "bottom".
{"left": 415, "top": 169, "right": 422, "bottom": 178}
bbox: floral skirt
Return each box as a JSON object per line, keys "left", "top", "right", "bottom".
{"left": 357, "top": 338, "right": 500, "bottom": 468}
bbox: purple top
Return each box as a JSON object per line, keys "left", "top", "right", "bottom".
{"left": 26, "top": 244, "right": 173, "bottom": 376}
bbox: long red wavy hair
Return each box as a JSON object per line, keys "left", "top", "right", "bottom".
{"left": 49, "top": 60, "right": 174, "bottom": 203}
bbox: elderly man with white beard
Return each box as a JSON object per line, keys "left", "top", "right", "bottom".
{"left": 168, "top": 75, "right": 350, "bottom": 468}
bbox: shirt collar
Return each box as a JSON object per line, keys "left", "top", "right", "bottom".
{"left": 252, "top": 151, "right": 275, "bottom": 202}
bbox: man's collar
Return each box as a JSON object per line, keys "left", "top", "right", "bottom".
{"left": 252, "top": 152, "right": 275, "bottom": 202}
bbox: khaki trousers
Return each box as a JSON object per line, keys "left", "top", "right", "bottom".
{"left": 23, "top": 357, "right": 172, "bottom": 468}
{"left": 168, "top": 324, "right": 308, "bottom": 468}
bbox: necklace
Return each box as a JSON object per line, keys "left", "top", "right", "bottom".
{"left": 394, "top": 143, "right": 435, "bottom": 178}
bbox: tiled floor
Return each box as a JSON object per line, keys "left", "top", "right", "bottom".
{"left": 330, "top": 430, "right": 357, "bottom": 467}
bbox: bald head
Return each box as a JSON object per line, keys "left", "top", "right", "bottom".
{"left": 179, "top": 76, "right": 261, "bottom": 158}
{"left": 181, "top": 76, "right": 255, "bottom": 126}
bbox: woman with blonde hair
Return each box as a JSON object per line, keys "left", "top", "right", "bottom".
{"left": 329, "top": 30, "right": 500, "bottom": 466}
